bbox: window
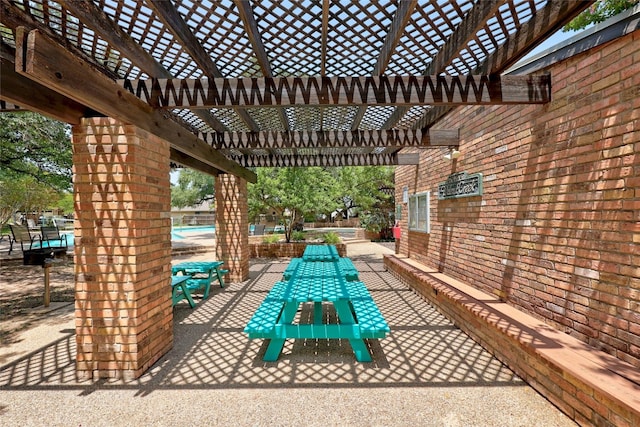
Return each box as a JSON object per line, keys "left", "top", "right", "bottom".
{"left": 408, "top": 191, "right": 430, "bottom": 233}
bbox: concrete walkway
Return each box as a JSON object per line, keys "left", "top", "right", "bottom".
{"left": 0, "top": 242, "right": 576, "bottom": 426}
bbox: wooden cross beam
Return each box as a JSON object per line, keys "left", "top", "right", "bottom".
{"left": 121, "top": 75, "right": 551, "bottom": 109}
{"left": 16, "top": 27, "right": 256, "bottom": 183}
{"left": 199, "top": 129, "right": 459, "bottom": 150}
{"left": 225, "top": 152, "right": 420, "bottom": 168}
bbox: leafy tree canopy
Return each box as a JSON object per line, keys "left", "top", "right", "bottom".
{"left": 248, "top": 167, "right": 340, "bottom": 242}
{"left": 564, "top": 0, "right": 638, "bottom": 31}
{"left": 0, "top": 176, "right": 59, "bottom": 226}
{"left": 0, "top": 112, "right": 72, "bottom": 191}
{"left": 171, "top": 168, "right": 215, "bottom": 208}
{"left": 330, "top": 166, "right": 394, "bottom": 215}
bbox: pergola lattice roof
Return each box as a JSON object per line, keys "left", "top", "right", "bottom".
{"left": 0, "top": 0, "right": 592, "bottom": 180}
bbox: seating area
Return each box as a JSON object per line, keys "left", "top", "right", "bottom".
{"left": 384, "top": 254, "right": 640, "bottom": 426}
{"left": 244, "top": 244, "right": 389, "bottom": 362}
{"left": 8, "top": 224, "right": 68, "bottom": 265}
{"left": 171, "top": 260, "right": 229, "bottom": 308}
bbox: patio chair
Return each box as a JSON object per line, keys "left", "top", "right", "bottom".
{"left": 8, "top": 224, "right": 40, "bottom": 255}
{"left": 40, "top": 226, "right": 68, "bottom": 251}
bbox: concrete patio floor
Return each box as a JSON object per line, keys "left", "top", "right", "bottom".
{"left": 0, "top": 242, "right": 576, "bottom": 426}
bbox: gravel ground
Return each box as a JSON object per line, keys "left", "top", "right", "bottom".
{"left": 0, "top": 242, "right": 577, "bottom": 426}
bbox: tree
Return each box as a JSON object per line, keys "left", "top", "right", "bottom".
{"left": 171, "top": 169, "right": 215, "bottom": 208}
{"left": 564, "top": 0, "right": 639, "bottom": 31}
{"left": 248, "top": 167, "right": 340, "bottom": 242}
{"left": 331, "top": 166, "right": 395, "bottom": 218}
{"left": 0, "top": 176, "right": 59, "bottom": 226}
{"left": 0, "top": 112, "right": 72, "bottom": 191}
{"left": 0, "top": 112, "right": 72, "bottom": 226}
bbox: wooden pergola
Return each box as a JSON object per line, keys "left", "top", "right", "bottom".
{"left": 0, "top": 0, "right": 595, "bottom": 380}
{"left": 1, "top": 0, "right": 592, "bottom": 179}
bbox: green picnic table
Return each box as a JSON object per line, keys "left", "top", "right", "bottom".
{"left": 245, "top": 258, "right": 388, "bottom": 362}
{"left": 171, "top": 261, "right": 229, "bottom": 301}
{"left": 171, "top": 275, "right": 195, "bottom": 308}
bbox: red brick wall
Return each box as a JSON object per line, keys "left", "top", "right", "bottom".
{"left": 395, "top": 30, "right": 640, "bottom": 367}
{"left": 215, "top": 175, "right": 249, "bottom": 282}
{"left": 73, "top": 118, "right": 173, "bottom": 379}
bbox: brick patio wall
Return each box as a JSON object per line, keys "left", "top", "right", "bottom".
{"left": 215, "top": 175, "right": 249, "bottom": 282}
{"left": 72, "top": 118, "right": 173, "bottom": 380}
{"left": 395, "top": 29, "right": 639, "bottom": 368}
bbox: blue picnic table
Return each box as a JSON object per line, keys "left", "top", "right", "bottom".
{"left": 171, "top": 275, "right": 195, "bottom": 308}
{"left": 245, "top": 256, "right": 388, "bottom": 362}
{"left": 171, "top": 261, "right": 229, "bottom": 301}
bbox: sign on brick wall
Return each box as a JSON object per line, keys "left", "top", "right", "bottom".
{"left": 437, "top": 172, "right": 483, "bottom": 200}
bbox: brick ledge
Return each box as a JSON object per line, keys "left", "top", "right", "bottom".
{"left": 384, "top": 254, "right": 640, "bottom": 427}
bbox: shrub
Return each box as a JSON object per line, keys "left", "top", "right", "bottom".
{"left": 262, "top": 235, "right": 280, "bottom": 244}
{"left": 291, "top": 230, "right": 306, "bottom": 241}
{"left": 323, "top": 231, "right": 340, "bottom": 244}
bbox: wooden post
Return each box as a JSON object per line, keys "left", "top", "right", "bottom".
{"left": 43, "top": 259, "right": 51, "bottom": 307}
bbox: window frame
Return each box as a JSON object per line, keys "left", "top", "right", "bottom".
{"left": 408, "top": 191, "right": 431, "bottom": 233}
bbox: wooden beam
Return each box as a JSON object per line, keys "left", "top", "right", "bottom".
{"left": 1, "top": 45, "right": 97, "bottom": 124}
{"left": 414, "top": 0, "right": 592, "bottom": 131}
{"left": 0, "top": 0, "right": 118, "bottom": 80}
{"left": 147, "top": 0, "right": 260, "bottom": 132}
{"left": 121, "top": 74, "right": 551, "bottom": 108}
{"left": 233, "top": 0, "right": 289, "bottom": 130}
{"left": 226, "top": 152, "right": 415, "bottom": 168}
{"left": 320, "top": 0, "right": 329, "bottom": 77}
{"left": 169, "top": 148, "right": 219, "bottom": 177}
{"left": 383, "top": 0, "right": 502, "bottom": 129}
{"left": 477, "top": 0, "right": 596, "bottom": 75}
{"left": 58, "top": 0, "right": 228, "bottom": 133}
{"left": 16, "top": 28, "right": 256, "bottom": 183}
{"left": 351, "top": 0, "right": 417, "bottom": 130}
{"left": 198, "top": 128, "right": 459, "bottom": 149}
{"left": 0, "top": 100, "right": 23, "bottom": 111}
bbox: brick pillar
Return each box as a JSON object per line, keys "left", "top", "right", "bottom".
{"left": 72, "top": 118, "right": 173, "bottom": 380}
{"left": 215, "top": 174, "right": 249, "bottom": 282}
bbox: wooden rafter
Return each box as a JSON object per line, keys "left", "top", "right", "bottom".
{"left": 121, "top": 75, "right": 551, "bottom": 108}
{"left": 414, "top": 0, "right": 593, "bottom": 131}
{"left": 1, "top": 54, "right": 96, "bottom": 124}
{"left": 384, "top": 0, "right": 503, "bottom": 129}
{"left": 147, "top": 0, "right": 260, "bottom": 132}
{"left": 16, "top": 27, "right": 256, "bottom": 182}
{"left": 351, "top": 0, "right": 417, "bottom": 130}
{"left": 198, "top": 128, "right": 459, "bottom": 150}
{"left": 233, "top": 0, "right": 289, "bottom": 130}
{"left": 58, "top": 0, "right": 228, "bottom": 133}
{"left": 320, "top": 0, "right": 329, "bottom": 77}
{"left": 226, "top": 152, "right": 420, "bottom": 168}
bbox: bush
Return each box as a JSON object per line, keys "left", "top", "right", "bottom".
{"left": 291, "top": 230, "right": 305, "bottom": 241}
{"left": 262, "top": 235, "right": 280, "bottom": 244}
{"left": 323, "top": 231, "right": 340, "bottom": 244}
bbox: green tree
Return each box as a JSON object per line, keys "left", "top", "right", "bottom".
{"left": 564, "top": 0, "right": 639, "bottom": 31}
{"left": 249, "top": 167, "right": 340, "bottom": 242}
{"left": 331, "top": 166, "right": 395, "bottom": 218}
{"left": 0, "top": 176, "right": 59, "bottom": 226}
{"left": 171, "top": 169, "right": 215, "bottom": 208}
{"left": 0, "top": 112, "right": 72, "bottom": 226}
{"left": 0, "top": 112, "right": 72, "bottom": 191}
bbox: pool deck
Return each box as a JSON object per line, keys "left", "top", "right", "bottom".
{"left": 0, "top": 238, "right": 577, "bottom": 426}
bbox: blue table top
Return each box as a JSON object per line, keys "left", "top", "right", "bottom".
{"left": 172, "top": 261, "right": 223, "bottom": 273}
{"left": 171, "top": 275, "right": 190, "bottom": 286}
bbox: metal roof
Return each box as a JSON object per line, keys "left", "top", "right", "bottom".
{"left": 0, "top": 0, "right": 592, "bottom": 177}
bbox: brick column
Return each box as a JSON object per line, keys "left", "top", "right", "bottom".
{"left": 72, "top": 118, "right": 173, "bottom": 380}
{"left": 215, "top": 174, "right": 249, "bottom": 282}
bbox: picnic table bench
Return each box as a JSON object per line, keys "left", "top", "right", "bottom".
{"left": 171, "top": 275, "right": 195, "bottom": 308}
{"left": 171, "top": 261, "right": 228, "bottom": 302}
{"left": 302, "top": 244, "right": 339, "bottom": 261}
{"left": 245, "top": 256, "right": 388, "bottom": 362}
